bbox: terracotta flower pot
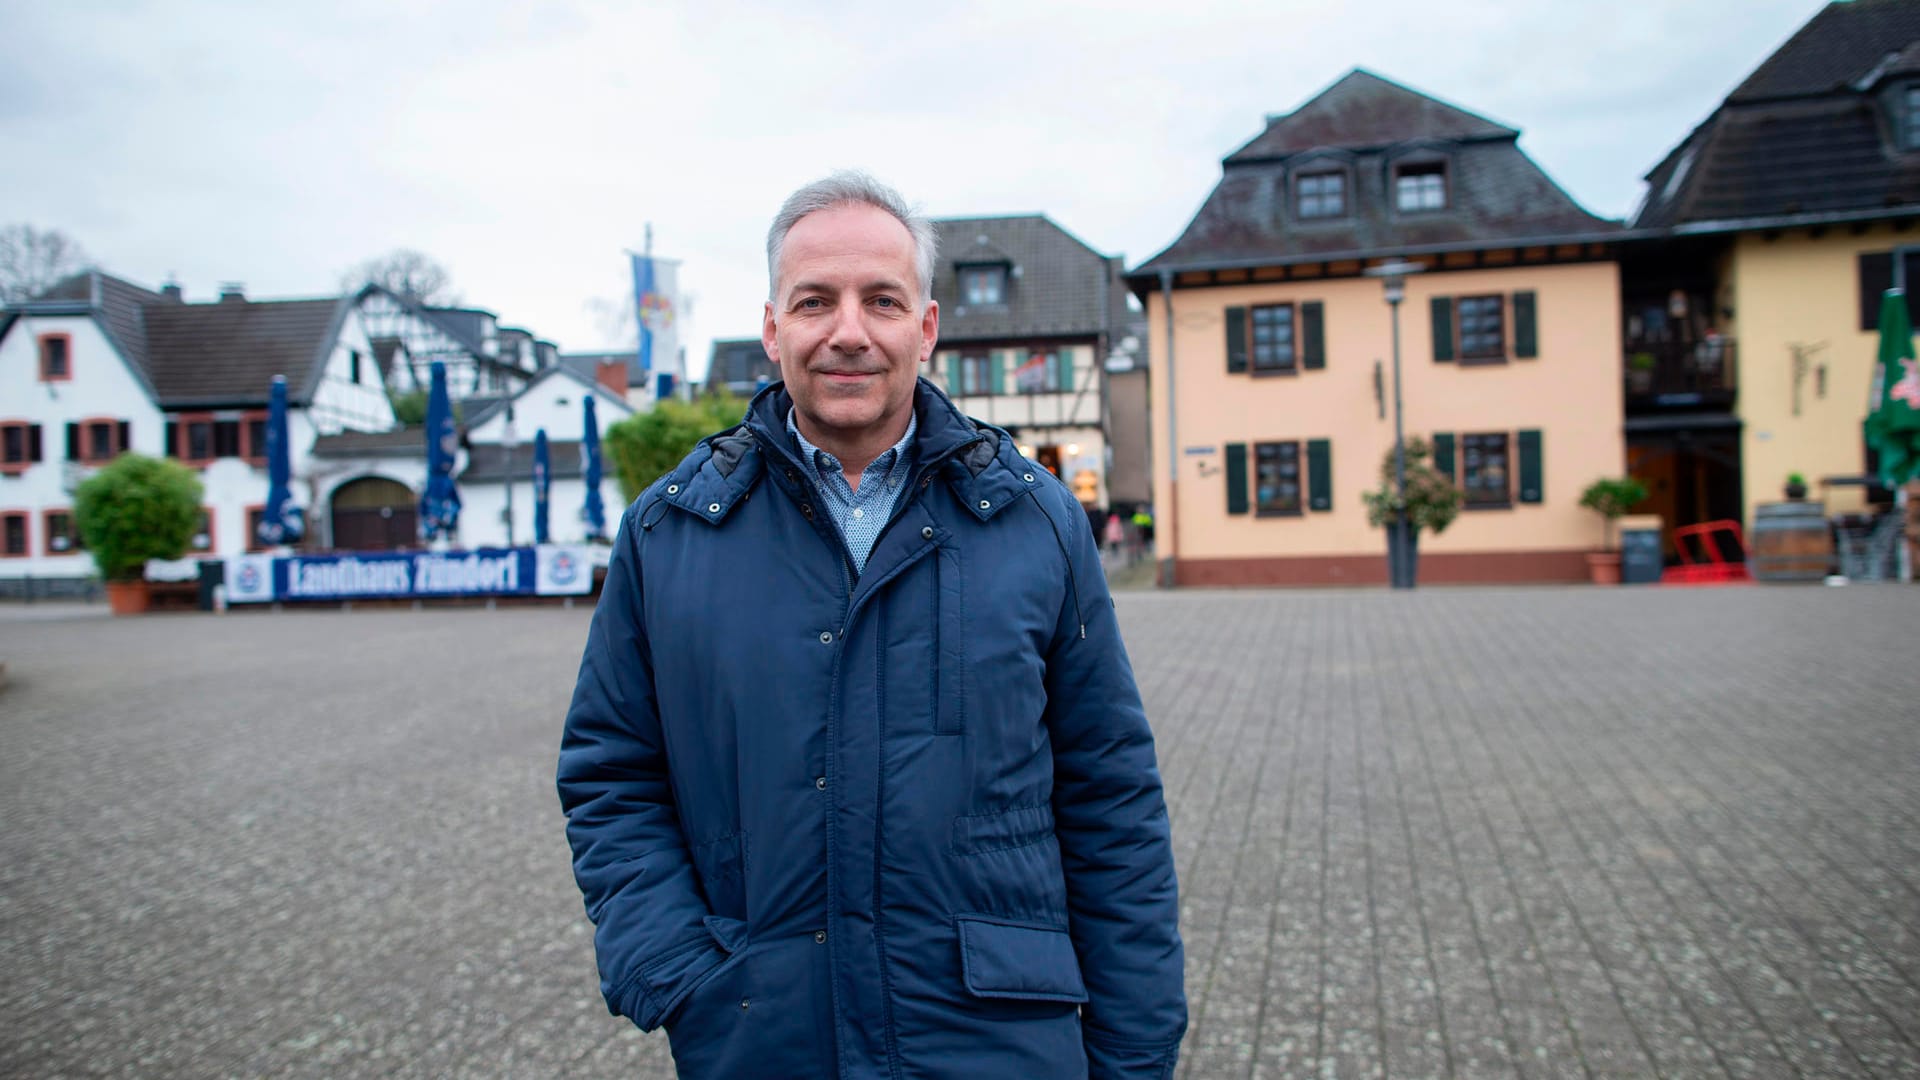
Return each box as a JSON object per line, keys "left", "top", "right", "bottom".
{"left": 104, "top": 579, "right": 151, "bottom": 615}
{"left": 1585, "top": 552, "right": 1622, "bottom": 586}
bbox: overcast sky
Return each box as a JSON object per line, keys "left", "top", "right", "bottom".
{"left": 3, "top": 0, "right": 1824, "bottom": 380}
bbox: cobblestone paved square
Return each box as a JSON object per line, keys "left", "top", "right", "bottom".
{"left": 2, "top": 585, "right": 1917, "bottom": 1078}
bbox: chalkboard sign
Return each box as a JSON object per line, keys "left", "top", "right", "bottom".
{"left": 1620, "top": 527, "right": 1663, "bottom": 585}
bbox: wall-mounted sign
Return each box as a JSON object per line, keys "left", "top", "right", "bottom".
{"left": 1182, "top": 445, "right": 1218, "bottom": 457}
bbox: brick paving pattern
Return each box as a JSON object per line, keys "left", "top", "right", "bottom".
{"left": 1, "top": 585, "right": 1916, "bottom": 1078}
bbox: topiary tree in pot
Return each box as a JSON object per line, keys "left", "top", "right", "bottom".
{"left": 1577, "top": 475, "right": 1649, "bottom": 585}
{"left": 73, "top": 453, "right": 204, "bottom": 614}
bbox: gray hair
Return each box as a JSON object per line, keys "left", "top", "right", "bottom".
{"left": 767, "top": 170, "right": 938, "bottom": 303}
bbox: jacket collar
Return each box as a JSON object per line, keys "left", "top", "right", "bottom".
{"left": 668, "top": 378, "right": 1037, "bottom": 527}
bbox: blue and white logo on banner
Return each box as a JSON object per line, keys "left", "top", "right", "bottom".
{"left": 536, "top": 545, "right": 593, "bottom": 595}
{"left": 225, "top": 555, "right": 277, "bottom": 603}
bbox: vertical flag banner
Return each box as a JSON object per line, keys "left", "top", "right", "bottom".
{"left": 631, "top": 253, "right": 681, "bottom": 383}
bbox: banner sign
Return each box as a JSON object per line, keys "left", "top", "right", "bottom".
{"left": 227, "top": 546, "right": 595, "bottom": 604}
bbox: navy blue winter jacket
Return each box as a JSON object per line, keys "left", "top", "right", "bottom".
{"left": 557, "top": 380, "right": 1185, "bottom": 1078}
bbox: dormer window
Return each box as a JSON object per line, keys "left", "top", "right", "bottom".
{"left": 959, "top": 265, "right": 1006, "bottom": 306}
{"left": 1395, "top": 161, "right": 1449, "bottom": 212}
{"left": 1296, "top": 171, "right": 1347, "bottom": 219}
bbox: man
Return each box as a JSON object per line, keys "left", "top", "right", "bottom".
{"left": 557, "top": 172, "right": 1185, "bottom": 1078}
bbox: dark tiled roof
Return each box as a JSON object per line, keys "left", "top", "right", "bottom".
{"left": 29, "top": 271, "right": 164, "bottom": 383}
{"left": 1137, "top": 128, "right": 1615, "bottom": 276}
{"left": 1729, "top": 0, "right": 1920, "bottom": 102}
{"left": 932, "top": 216, "right": 1119, "bottom": 342}
{"left": 143, "top": 296, "right": 348, "bottom": 406}
{"left": 707, "top": 338, "right": 776, "bottom": 391}
{"left": 1226, "top": 70, "right": 1516, "bottom": 162}
{"left": 422, "top": 306, "right": 493, "bottom": 355}
{"left": 1636, "top": 98, "right": 1920, "bottom": 227}
{"left": 460, "top": 441, "right": 586, "bottom": 483}
{"left": 1633, "top": 0, "right": 1920, "bottom": 229}
{"left": 311, "top": 428, "right": 424, "bottom": 458}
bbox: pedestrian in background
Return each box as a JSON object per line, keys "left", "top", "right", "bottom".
{"left": 557, "top": 171, "right": 1185, "bottom": 1078}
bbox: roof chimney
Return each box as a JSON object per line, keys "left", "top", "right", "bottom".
{"left": 218, "top": 282, "right": 246, "bottom": 304}
{"left": 160, "top": 281, "right": 184, "bottom": 303}
{"left": 596, "top": 360, "right": 629, "bottom": 398}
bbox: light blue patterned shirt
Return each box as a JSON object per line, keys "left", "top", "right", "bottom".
{"left": 787, "top": 407, "right": 918, "bottom": 575}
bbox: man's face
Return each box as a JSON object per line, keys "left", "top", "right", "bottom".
{"left": 763, "top": 203, "right": 938, "bottom": 455}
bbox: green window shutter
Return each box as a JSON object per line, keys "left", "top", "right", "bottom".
{"left": 1225, "top": 306, "right": 1248, "bottom": 373}
{"left": 1430, "top": 296, "right": 1454, "bottom": 362}
{"left": 1432, "top": 432, "right": 1456, "bottom": 480}
{"left": 1307, "top": 438, "right": 1332, "bottom": 511}
{"left": 1513, "top": 291, "right": 1538, "bottom": 359}
{"left": 1225, "top": 443, "right": 1249, "bottom": 515}
{"left": 989, "top": 351, "right": 1006, "bottom": 395}
{"left": 945, "top": 355, "right": 961, "bottom": 395}
{"left": 1302, "top": 301, "right": 1325, "bottom": 370}
{"left": 1059, "top": 348, "right": 1076, "bottom": 392}
{"left": 1517, "top": 429, "right": 1543, "bottom": 504}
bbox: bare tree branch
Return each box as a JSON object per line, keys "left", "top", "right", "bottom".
{"left": 0, "top": 224, "right": 92, "bottom": 303}
{"left": 339, "top": 249, "right": 460, "bottom": 306}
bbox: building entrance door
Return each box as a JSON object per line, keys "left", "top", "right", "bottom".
{"left": 331, "top": 477, "right": 418, "bottom": 551}
{"left": 1628, "top": 429, "right": 1742, "bottom": 561}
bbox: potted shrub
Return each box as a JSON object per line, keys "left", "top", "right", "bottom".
{"left": 1783, "top": 472, "right": 1808, "bottom": 500}
{"left": 1577, "top": 476, "right": 1649, "bottom": 585}
{"left": 73, "top": 453, "right": 204, "bottom": 614}
{"left": 1361, "top": 436, "right": 1464, "bottom": 586}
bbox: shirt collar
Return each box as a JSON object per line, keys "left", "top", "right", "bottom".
{"left": 787, "top": 406, "right": 918, "bottom": 480}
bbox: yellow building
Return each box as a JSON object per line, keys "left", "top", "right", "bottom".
{"left": 1127, "top": 70, "right": 1626, "bottom": 585}
{"left": 1625, "top": 0, "right": 1920, "bottom": 554}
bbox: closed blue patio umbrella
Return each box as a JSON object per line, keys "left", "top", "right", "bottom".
{"left": 581, "top": 394, "right": 606, "bottom": 541}
{"left": 533, "top": 428, "right": 552, "bottom": 545}
{"left": 419, "top": 360, "right": 462, "bottom": 542}
{"left": 256, "top": 374, "right": 305, "bottom": 547}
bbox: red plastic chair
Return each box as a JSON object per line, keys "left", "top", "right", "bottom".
{"left": 1661, "top": 519, "right": 1754, "bottom": 585}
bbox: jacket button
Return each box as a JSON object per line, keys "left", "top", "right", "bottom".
{"left": 1023, "top": 473, "right": 1035, "bottom": 482}
{"left": 819, "top": 631, "right": 833, "bottom": 644}
{"left": 708, "top": 503, "right": 722, "bottom": 514}
{"left": 814, "top": 930, "right": 827, "bottom": 944}
{"left": 921, "top": 526, "right": 934, "bottom": 540}
{"left": 978, "top": 500, "right": 991, "bottom": 511}
{"left": 666, "top": 484, "right": 679, "bottom": 494}
{"left": 815, "top": 776, "right": 827, "bottom": 790}
{"left": 740, "top": 998, "right": 751, "bottom": 1010}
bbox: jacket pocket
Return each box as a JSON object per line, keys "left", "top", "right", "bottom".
{"left": 955, "top": 915, "right": 1089, "bottom": 1003}
{"left": 934, "top": 544, "right": 965, "bottom": 735}
{"left": 951, "top": 803, "right": 1054, "bottom": 855}
{"left": 691, "top": 830, "right": 747, "bottom": 914}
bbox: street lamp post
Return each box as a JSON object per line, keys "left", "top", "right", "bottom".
{"left": 1364, "top": 259, "right": 1427, "bottom": 589}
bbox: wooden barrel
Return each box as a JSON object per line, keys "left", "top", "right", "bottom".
{"left": 1750, "top": 501, "right": 1832, "bottom": 582}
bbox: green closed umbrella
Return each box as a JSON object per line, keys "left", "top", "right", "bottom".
{"left": 1865, "top": 288, "right": 1920, "bottom": 489}
{"left": 1864, "top": 287, "right": 1919, "bottom": 583}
